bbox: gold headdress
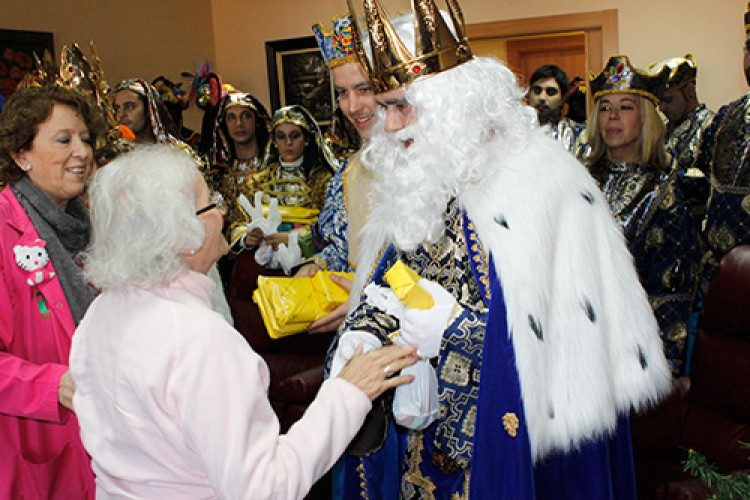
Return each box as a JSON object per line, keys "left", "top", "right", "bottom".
{"left": 347, "top": 0, "right": 473, "bottom": 92}
{"left": 211, "top": 91, "right": 272, "bottom": 165}
{"left": 18, "top": 42, "right": 115, "bottom": 127}
{"left": 647, "top": 54, "right": 697, "bottom": 92}
{"left": 589, "top": 55, "right": 670, "bottom": 105}
{"left": 745, "top": 2, "right": 750, "bottom": 32}
{"left": 263, "top": 105, "right": 339, "bottom": 171}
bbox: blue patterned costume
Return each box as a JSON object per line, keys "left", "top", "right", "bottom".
{"left": 308, "top": 152, "right": 374, "bottom": 273}
{"left": 309, "top": 157, "right": 354, "bottom": 272}
{"left": 696, "top": 93, "right": 750, "bottom": 271}
{"left": 333, "top": 142, "right": 669, "bottom": 497}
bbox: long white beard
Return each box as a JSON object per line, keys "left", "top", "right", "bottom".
{"left": 362, "top": 120, "right": 478, "bottom": 252}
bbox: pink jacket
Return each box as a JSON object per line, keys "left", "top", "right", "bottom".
{"left": 70, "top": 270, "right": 371, "bottom": 499}
{"left": 0, "top": 187, "right": 95, "bottom": 498}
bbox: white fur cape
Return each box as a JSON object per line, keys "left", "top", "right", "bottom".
{"left": 353, "top": 131, "right": 672, "bottom": 463}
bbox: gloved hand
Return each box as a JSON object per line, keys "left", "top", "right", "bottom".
{"left": 275, "top": 232, "right": 302, "bottom": 275}
{"left": 364, "top": 278, "right": 458, "bottom": 358}
{"left": 238, "top": 191, "right": 282, "bottom": 235}
{"left": 329, "top": 330, "right": 382, "bottom": 378}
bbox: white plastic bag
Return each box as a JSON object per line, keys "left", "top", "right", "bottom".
{"left": 392, "top": 359, "right": 438, "bottom": 430}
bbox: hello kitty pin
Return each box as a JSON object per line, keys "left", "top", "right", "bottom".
{"left": 14, "top": 239, "right": 56, "bottom": 287}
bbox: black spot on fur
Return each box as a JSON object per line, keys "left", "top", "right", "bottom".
{"left": 528, "top": 314, "right": 544, "bottom": 341}
{"left": 638, "top": 345, "right": 648, "bottom": 370}
{"left": 583, "top": 298, "right": 597, "bottom": 323}
{"left": 493, "top": 215, "right": 510, "bottom": 229}
{"left": 548, "top": 406, "right": 555, "bottom": 419}
{"left": 580, "top": 191, "right": 595, "bottom": 204}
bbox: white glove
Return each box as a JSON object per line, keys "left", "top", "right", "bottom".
{"left": 364, "top": 278, "right": 458, "bottom": 358}
{"left": 276, "top": 232, "right": 302, "bottom": 275}
{"left": 329, "top": 330, "right": 381, "bottom": 378}
{"left": 238, "top": 192, "right": 282, "bottom": 235}
{"left": 254, "top": 240, "right": 275, "bottom": 267}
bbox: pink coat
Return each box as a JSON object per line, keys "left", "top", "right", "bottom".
{"left": 70, "top": 271, "right": 371, "bottom": 499}
{"left": 0, "top": 187, "right": 95, "bottom": 498}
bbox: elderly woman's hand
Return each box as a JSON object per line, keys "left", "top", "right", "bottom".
{"left": 59, "top": 370, "right": 76, "bottom": 411}
{"left": 337, "top": 345, "right": 418, "bottom": 401}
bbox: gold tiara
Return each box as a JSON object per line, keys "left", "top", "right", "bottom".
{"left": 348, "top": 0, "right": 473, "bottom": 93}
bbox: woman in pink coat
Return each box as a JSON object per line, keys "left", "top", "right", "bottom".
{"left": 0, "top": 86, "right": 106, "bottom": 498}
{"left": 70, "top": 144, "right": 416, "bottom": 499}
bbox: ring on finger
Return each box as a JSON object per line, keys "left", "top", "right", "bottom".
{"left": 383, "top": 364, "right": 392, "bottom": 377}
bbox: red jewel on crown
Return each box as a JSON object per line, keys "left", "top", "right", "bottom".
{"left": 413, "top": 66, "right": 421, "bottom": 74}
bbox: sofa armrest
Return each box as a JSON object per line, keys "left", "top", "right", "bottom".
{"left": 632, "top": 377, "right": 692, "bottom": 458}
{"left": 272, "top": 365, "right": 325, "bottom": 404}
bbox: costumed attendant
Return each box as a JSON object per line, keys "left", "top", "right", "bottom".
{"left": 329, "top": 1, "right": 673, "bottom": 498}
{"left": 231, "top": 105, "right": 338, "bottom": 273}
{"left": 693, "top": 3, "right": 750, "bottom": 303}
{"left": 69, "top": 144, "right": 417, "bottom": 498}
{"left": 113, "top": 78, "right": 182, "bottom": 146}
{"left": 586, "top": 55, "right": 702, "bottom": 376}
{"left": 208, "top": 91, "right": 272, "bottom": 229}
{"left": 0, "top": 85, "right": 105, "bottom": 498}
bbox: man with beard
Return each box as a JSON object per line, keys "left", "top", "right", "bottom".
{"left": 113, "top": 79, "right": 182, "bottom": 146}
{"left": 695, "top": 3, "right": 750, "bottom": 279}
{"left": 527, "top": 64, "right": 586, "bottom": 154}
{"left": 329, "top": 1, "right": 672, "bottom": 498}
{"left": 648, "top": 55, "right": 713, "bottom": 215}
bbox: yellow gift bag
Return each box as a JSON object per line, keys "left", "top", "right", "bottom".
{"left": 253, "top": 271, "right": 354, "bottom": 339}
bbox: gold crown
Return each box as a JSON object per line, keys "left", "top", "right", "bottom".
{"left": 17, "top": 42, "right": 115, "bottom": 127}
{"left": 347, "top": 0, "right": 473, "bottom": 92}
{"left": 647, "top": 54, "right": 697, "bottom": 91}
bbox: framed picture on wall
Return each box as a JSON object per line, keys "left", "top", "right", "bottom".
{"left": 0, "top": 29, "right": 54, "bottom": 102}
{"left": 265, "top": 36, "right": 333, "bottom": 126}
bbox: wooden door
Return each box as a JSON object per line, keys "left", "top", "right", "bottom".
{"left": 468, "top": 10, "right": 619, "bottom": 118}
{"left": 506, "top": 33, "right": 586, "bottom": 88}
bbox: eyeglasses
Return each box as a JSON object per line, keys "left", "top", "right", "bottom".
{"left": 196, "top": 191, "right": 227, "bottom": 216}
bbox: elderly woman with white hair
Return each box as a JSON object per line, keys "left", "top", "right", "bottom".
{"left": 69, "top": 144, "right": 417, "bottom": 499}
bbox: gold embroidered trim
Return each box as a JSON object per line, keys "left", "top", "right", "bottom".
{"left": 502, "top": 412, "right": 519, "bottom": 438}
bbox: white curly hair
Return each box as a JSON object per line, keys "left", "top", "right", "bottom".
{"left": 83, "top": 144, "right": 205, "bottom": 290}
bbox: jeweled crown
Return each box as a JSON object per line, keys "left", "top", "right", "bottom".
{"left": 348, "top": 0, "right": 473, "bottom": 92}
{"left": 312, "top": 14, "right": 361, "bottom": 68}
{"left": 647, "top": 54, "right": 697, "bottom": 92}
{"left": 18, "top": 42, "right": 115, "bottom": 126}
{"left": 589, "top": 55, "right": 670, "bottom": 105}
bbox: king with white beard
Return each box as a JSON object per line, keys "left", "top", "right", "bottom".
{"left": 330, "top": 1, "right": 673, "bottom": 498}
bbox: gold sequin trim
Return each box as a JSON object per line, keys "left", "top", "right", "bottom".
{"left": 742, "top": 194, "right": 750, "bottom": 215}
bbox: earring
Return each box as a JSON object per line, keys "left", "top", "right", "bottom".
{"left": 22, "top": 162, "right": 31, "bottom": 172}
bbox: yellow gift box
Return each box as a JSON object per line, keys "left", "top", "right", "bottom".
{"left": 262, "top": 205, "right": 320, "bottom": 225}
{"left": 253, "top": 271, "right": 354, "bottom": 339}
